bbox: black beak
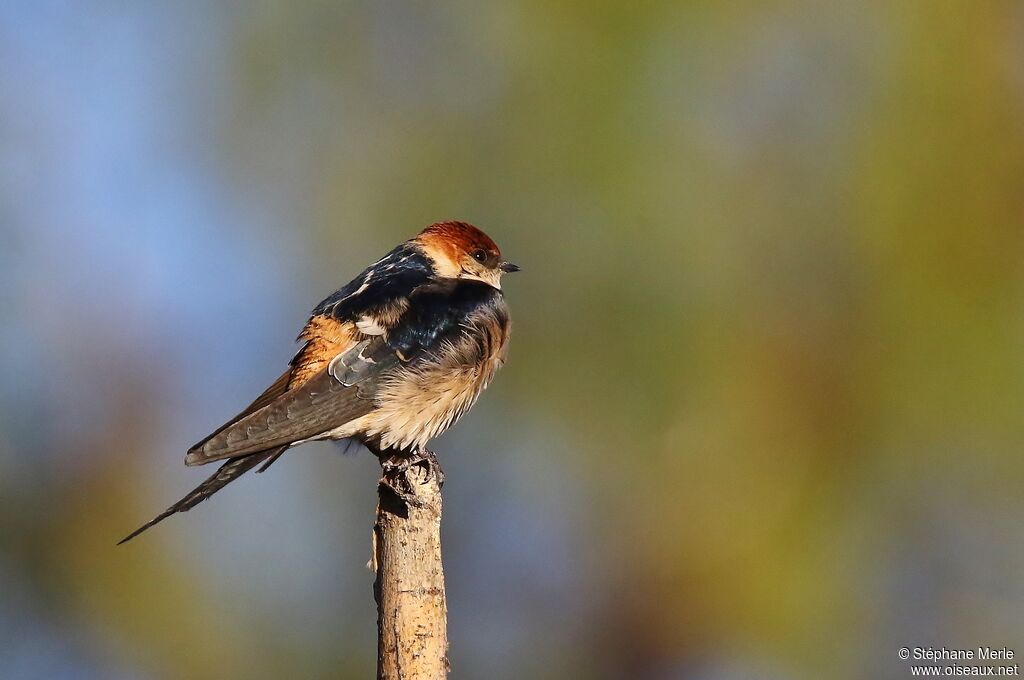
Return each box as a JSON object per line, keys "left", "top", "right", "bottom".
{"left": 499, "top": 261, "right": 520, "bottom": 273}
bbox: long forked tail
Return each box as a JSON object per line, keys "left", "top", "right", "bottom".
{"left": 118, "top": 446, "right": 286, "bottom": 545}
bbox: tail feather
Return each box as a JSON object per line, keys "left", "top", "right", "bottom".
{"left": 118, "top": 446, "right": 285, "bottom": 545}
{"left": 256, "top": 448, "right": 287, "bottom": 473}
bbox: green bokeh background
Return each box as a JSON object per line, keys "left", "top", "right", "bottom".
{"left": 2, "top": 2, "right": 1022, "bottom": 679}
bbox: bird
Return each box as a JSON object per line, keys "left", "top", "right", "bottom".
{"left": 119, "top": 221, "right": 517, "bottom": 544}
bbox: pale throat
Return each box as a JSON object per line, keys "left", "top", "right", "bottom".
{"left": 459, "top": 271, "right": 502, "bottom": 290}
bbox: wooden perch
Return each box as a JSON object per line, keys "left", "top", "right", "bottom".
{"left": 373, "top": 456, "right": 449, "bottom": 679}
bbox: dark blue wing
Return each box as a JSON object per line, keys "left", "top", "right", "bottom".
{"left": 312, "top": 243, "right": 433, "bottom": 321}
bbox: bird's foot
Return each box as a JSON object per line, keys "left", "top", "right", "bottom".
{"left": 408, "top": 448, "right": 445, "bottom": 488}
{"left": 378, "top": 449, "right": 443, "bottom": 511}
{"left": 380, "top": 448, "right": 444, "bottom": 488}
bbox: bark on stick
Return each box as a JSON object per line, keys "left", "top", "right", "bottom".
{"left": 373, "top": 460, "right": 449, "bottom": 679}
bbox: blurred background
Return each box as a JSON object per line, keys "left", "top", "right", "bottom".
{"left": 2, "top": 2, "right": 1023, "bottom": 679}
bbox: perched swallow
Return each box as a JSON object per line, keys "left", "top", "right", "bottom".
{"left": 120, "top": 221, "right": 517, "bottom": 544}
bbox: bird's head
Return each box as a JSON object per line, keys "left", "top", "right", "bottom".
{"left": 416, "top": 221, "right": 519, "bottom": 290}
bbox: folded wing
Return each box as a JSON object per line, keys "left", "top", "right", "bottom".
{"left": 185, "top": 339, "right": 399, "bottom": 466}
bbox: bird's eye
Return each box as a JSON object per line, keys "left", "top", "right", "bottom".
{"left": 472, "top": 249, "right": 487, "bottom": 263}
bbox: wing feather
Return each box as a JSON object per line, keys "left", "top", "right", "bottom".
{"left": 187, "top": 369, "right": 291, "bottom": 453}
{"left": 185, "top": 339, "right": 398, "bottom": 465}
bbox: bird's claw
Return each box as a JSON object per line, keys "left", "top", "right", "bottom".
{"left": 378, "top": 448, "right": 443, "bottom": 511}
{"left": 381, "top": 448, "right": 444, "bottom": 488}
{"left": 410, "top": 448, "right": 445, "bottom": 487}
